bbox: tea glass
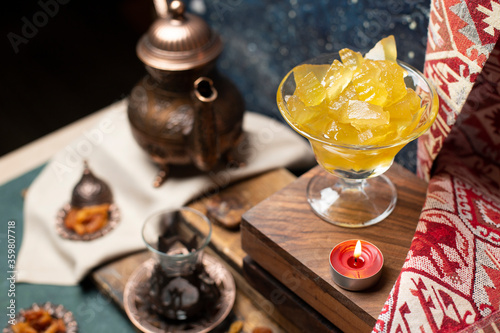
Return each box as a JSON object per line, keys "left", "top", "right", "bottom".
{"left": 142, "top": 207, "right": 213, "bottom": 320}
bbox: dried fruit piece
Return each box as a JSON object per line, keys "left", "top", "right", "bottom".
{"left": 44, "top": 319, "right": 66, "bottom": 333}
{"left": 12, "top": 323, "right": 37, "bottom": 333}
{"left": 294, "top": 71, "right": 326, "bottom": 106}
{"left": 11, "top": 309, "right": 66, "bottom": 333}
{"left": 65, "top": 203, "right": 110, "bottom": 235}
{"left": 228, "top": 320, "right": 244, "bottom": 333}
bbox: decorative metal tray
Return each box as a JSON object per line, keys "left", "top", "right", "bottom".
{"left": 3, "top": 302, "right": 78, "bottom": 333}
{"left": 124, "top": 255, "right": 235, "bottom": 333}
{"left": 56, "top": 203, "right": 120, "bottom": 241}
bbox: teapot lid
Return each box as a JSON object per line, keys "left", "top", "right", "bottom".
{"left": 137, "top": 0, "right": 223, "bottom": 71}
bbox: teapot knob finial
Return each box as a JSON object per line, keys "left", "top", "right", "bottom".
{"left": 170, "top": 0, "right": 185, "bottom": 19}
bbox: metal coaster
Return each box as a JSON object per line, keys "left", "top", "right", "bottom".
{"left": 56, "top": 203, "right": 120, "bottom": 241}
{"left": 3, "top": 302, "right": 78, "bottom": 333}
{"left": 124, "top": 255, "right": 236, "bottom": 333}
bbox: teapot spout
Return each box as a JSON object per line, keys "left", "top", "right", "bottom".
{"left": 190, "top": 77, "right": 219, "bottom": 171}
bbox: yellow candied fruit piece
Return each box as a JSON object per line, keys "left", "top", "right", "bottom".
{"left": 322, "top": 59, "right": 354, "bottom": 101}
{"left": 304, "top": 110, "right": 338, "bottom": 137}
{"left": 285, "top": 35, "right": 423, "bottom": 150}
{"left": 286, "top": 94, "right": 317, "bottom": 124}
{"left": 339, "top": 100, "right": 390, "bottom": 131}
{"left": 351, "top": 60, "right": 388, "bottom": 106}
{"left": 327, "top": 84, "right": 357, "bottom": 119}
{"left": 330, "top": 122, "right": 363, "bottom": 145}
{"left": 286, "top": 95, "right": 332, "bottom": 134}
{"left": 339, "top": 48, "right": 364, "bottom": 71}
{"left": 294, "top": 71, "right": 326, "bottom": 106}
{"left": 364, "top": 35, "right": 397, "bottom": 62}
{"left": 362, "top": 123, "right": 399, "bottom": 146}
{"left": 398, "top": 106, "right": 425, "bottom": 138}
{"left": 323, "top": 119, "right": 340, "bottom": 140}
{"left": 324, "top": 124, "right": 368, "bottom": 145}
{"left": 378, "top": 60, "right": 407, "bottom": 106}
{"left": 293, "top": 64, "right": 330, "bottom": 83}
{"left": 357, "top": 128, "right": 374, "bottom": 143}
{"left": 324, "top": 119, "right": 367, "bottom": 145}
{"left": 385, "top": 88, "right": 421, "bottom": 120}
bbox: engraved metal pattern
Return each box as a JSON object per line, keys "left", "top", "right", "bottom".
{"left": 70, "top": 163, "right": 113, "bottom": 208}
{"left": 55, "top": 203, "right": 120, "bottom": 241}
{"left": 123, "top": 255, "right": 235, "bottom": 333}
{"left": 3, "top": 302, "right": 78, "bottom": 333}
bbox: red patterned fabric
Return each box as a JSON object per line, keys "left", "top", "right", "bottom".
{"left": 373, "top": 0, "right": 500, "bottom": 330}
{"left": 417, "top": 0, "right": 500, "bottom": 180}
{"left": 374, "top": 43, "right": 500, "bottom": 333}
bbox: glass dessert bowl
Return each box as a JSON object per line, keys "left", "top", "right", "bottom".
{"left": 277, "top": 51, "right": 438, "bottom": 227}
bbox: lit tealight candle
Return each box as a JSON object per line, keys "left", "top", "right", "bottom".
{"left": 329, "top": 240, "right": 383, "bottom": 291}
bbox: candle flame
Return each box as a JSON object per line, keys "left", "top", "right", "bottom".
{"left": 354, "top": 240, "right": 362, "bottom": 260}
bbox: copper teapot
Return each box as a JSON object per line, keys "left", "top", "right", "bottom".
{"left": 127, "top": 0, "right": 245, "bottom": 187}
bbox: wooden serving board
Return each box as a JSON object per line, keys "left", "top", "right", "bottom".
{"left": 242, "top": 256, "right": 341, "bottom": 333}
{"left": 241, "top": 164, "right": 428, "bottom": 333}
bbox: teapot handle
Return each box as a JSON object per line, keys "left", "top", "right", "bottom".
{"left": 153, "top": 0, "right": 168, "bottom": 18}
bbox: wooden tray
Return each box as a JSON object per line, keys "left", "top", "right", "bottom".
{"left": 92, "top": 168, "right": 304, "bottom": 333}
{"left": 241, "top": 164, "right": 428, "bottom": 333}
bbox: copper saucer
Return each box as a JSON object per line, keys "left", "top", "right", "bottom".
{"left": 56, "top": 203, "right": 120, "bottom": 241}
{"left": 124, "top": 255, "right": 236, "bottom": 333}
{"left": 3, "top": 302, "right": 78, "bottom": 333}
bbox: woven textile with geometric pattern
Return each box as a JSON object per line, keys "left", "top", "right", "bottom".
{"left": 373, "top": 0, "right": 500, "bottom": 331}
{"left": 417, "top": 0, "right": 499, "bottom": 180}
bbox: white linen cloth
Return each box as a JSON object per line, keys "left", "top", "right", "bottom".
{"left": 17, "top": 100, "right": 315, "bottom": 285}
